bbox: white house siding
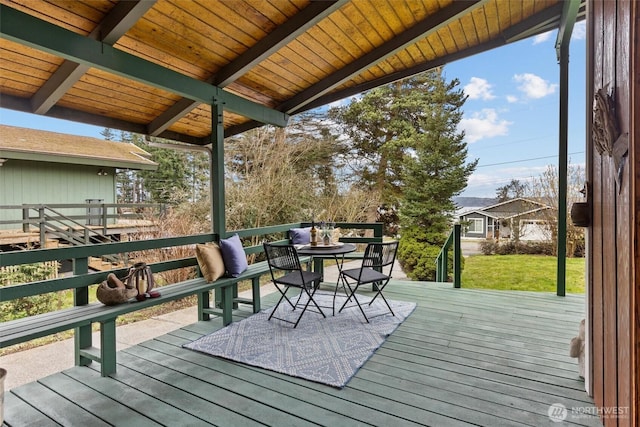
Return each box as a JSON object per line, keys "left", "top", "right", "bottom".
{"left": 518, "top": 220, "right": 549, "bottom": 241}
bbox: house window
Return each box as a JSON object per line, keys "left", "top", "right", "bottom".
{"left": 467, "top": 218, "right": 483, "bottom": 233}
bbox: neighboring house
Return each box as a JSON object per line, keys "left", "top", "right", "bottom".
{"left": 0, "top": 124, "right": 157, "bottom": 230}
{"left": 458, "top": 197, "right": 553, "bottom": 241}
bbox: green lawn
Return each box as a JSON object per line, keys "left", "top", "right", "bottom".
{"left": 460, "top": 254, "right": 586, "bottom": 293}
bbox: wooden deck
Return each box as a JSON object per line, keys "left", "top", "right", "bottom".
{"left": 3, "top": 281, "right": 602, "bottom": 426}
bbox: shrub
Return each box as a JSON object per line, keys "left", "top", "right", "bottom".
{"left": 479, "top": 239, "right": 497, "bottom": 255}
{"left": 398, "top": 226, "right": 464, "bottom": 281}
{"left": 0, "top": 262, "right": 59, "bottom": 322}
{"left": 495, "top": 240, "right": 517, "bottom": 255}
{"left": 479, "top": 240, "right": 555, "bottom": 256}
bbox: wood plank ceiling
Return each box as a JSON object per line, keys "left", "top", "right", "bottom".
{"left": 0, "top": 0, "right": 585, "bottom": 145}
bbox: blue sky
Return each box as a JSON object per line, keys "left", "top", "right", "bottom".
{"left": 446, "top": 22, "right": 587, "bottom": 198}
{"left": 0, "top": 22, "right": 586, "bottom": 199}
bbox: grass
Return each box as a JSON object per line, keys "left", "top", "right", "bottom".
{"left": 460, "top": 254, "right": 586, "bottom": 293}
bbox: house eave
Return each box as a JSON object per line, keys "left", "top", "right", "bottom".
{"left": 0, "top": 149, "right": 158, "bottom": 171}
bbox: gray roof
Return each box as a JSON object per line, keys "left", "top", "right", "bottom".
{"left": 0, "top": 125, "right": 157, "bottom": 170}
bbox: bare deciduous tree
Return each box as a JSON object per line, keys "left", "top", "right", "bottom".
{"left": 528, "top": 162, "right": 586, "bottom": 257}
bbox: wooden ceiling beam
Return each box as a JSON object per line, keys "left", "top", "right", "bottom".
{"left": 31, "top": 0, "right": 156, "bottom": 115}
{"left": 147, "top": 1, "right": 344, "bottom": 137}
{"left": 295, "top": 39, "right": 503, "bottom": 115}
{"left": 294, "top": 3, "right": 583, "bottom": 116}
{"left": 503, "top": 2, "right": 563, "bottom": 43}
{"left": 213, "top": 0, "right": 346, "bottom": 88}
{"left": 277, "top": 0, "right": 488, "bottom": 114}
{"left": 1, "top": 93, "right": 208, "bottom": 146}
{"left": 0, "top": 5, "right": 288, "bottom": 128}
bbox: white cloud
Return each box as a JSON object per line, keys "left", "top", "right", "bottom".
{"left": 499, "top": 165, "right": 548, "bottom": 177}
{"left": 530, "top": 21, "right": 585, "bottom": 45}
{"left": 463, "top": 166, "right": 547, "bottom": 197}
{"left": 463, "top": 77, "right": 495, "bottom": 100}
{"left": 459, "top": 108, "right": 511, "bottom": 143}
{"left": 572, "top": 21, "right": 586, "bottom": 40}
{"left": 513, "top": 73, "right": 557, "bottom": 99}
{"left": 532, "top": 31, "right": 553, "bottom": 45}
{"left": 506, "top": 95, "right": 518, "bottom": 103}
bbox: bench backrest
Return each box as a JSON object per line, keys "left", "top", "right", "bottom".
{"left": 0, "top": 222, "right": 383, "bottom": 303}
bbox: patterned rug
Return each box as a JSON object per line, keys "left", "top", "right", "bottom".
{"left": 183, "top": 291, "right": 416, "bottom": 388}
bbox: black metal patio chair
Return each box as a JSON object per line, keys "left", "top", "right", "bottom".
{"left": 337, "top": 241, "right": 399, "bottom": 323}
{"left": 263, "top": 242, "right": 325, "bottom": 328}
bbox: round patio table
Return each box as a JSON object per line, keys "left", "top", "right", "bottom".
{"left": 296, "top": 243, "right": 356, "bottom": 315}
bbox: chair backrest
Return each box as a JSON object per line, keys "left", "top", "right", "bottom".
{"left": 362, "top": 241, "right": 399, "bottom": 271}
{"left": 263, "top": 242, "right": 302, "bottom": 272}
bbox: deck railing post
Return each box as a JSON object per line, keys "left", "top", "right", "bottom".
{"left": 22, "top": 205, "right": 29, "bottom": 233}
{"left": 38, "top": 206, "right": 45, "bottom": 246}
{"left": 453, "top": 224, "right": 461, "bottom": 288}
{"left": 441, "top": 247, "right": 448, "bottom": 282}
{"left": 102, "top": 203, "right": 108, "bottom": 235}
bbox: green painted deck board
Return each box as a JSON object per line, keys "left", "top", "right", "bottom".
{"left": 133, "top": 338, "right": 423, "bottom": 427}
{"left": 3, "top": 282, "right": 601, "bottom": 427}
{"left": 10, "top": 381, "right": 110, "bottom": 426}
{"left": 37, "top": 374, "right": 163, "bottom": 427}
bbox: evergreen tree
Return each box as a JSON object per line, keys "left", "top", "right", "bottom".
{"left": 103, "top": 129, "right": 209, "bottom": 204}
{"left": 100, "top": 128, "right": 116, "bottom": 141}
{"left": 329, "top": 82, "right": 408, "bottom": 209}
{"left": 113, "top": 131, "right": 143, "bottom": 203}
{"left": 331, "top": 70, "right": 477, "bottom": 280}
{"left": 136, "top": 140, "right": 203, "bottom": 203}
{"left": 398, "top": 71, "right": 477, "bottom": 280}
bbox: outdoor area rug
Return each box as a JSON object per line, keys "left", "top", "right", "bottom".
{"left": 183, "top": 291, "right": 416, "bottom": 388}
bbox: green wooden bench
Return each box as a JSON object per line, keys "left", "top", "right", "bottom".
{"left": 0, "top": 233, "right": 274, "bottom": 377}
{"left": 0, "top": 262, "right": 272, "bottom": 377}
{"left": 0, "top": 222, "right": 382, "bottom": 377}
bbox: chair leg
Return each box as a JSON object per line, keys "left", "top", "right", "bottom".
{"left": 368, "top": 279, "right": 395, "bottom": 317}
{"left": 292, "top": 288, "right": 305, "bottom": 310}
{"left": 304, "top": 286, "right": 326, "bottom": 318}
{"left": 333, "top": 274, "right": 350, "bottom": 316}
{"left": 269, "top": 284, "right": 326, "bottom": 327}
{"left": 338, "top": 280, "right": 369, "bottom": 323}
{"left": 292, "top": 286, "right": 326, "bottom": 328}
{"left": 268, "top": 285, "right": 293, "bottom": 321}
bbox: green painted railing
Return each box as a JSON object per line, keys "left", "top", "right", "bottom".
{"left": 435, "top": 224, "right": 462, "bottom": 288}
{"left": 1, "top": 221, "right": 383, "bottom": 351}
{"left": 0, "top": 203, "right": 164, "bottom": 231}
{"left": 0, "top": 222, "right": 383, "bottom": 302}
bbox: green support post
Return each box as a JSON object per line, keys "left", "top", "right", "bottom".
{"left": 210, "top": 99, "right": 233, "bottom": 308}
{"left": 210, "top": 99, "right": 226, "bottom": 237}
{"left": 556, "top": 45, "right": 569, "bottom": 297}
{"left": 453, "top": 224, "right": 461, "bottom": 288}
{"left": 554, "top": 0, "right": 578, "bottom": 296}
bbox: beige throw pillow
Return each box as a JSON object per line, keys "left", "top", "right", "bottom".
{"left": 196, "top": 243, "right": 226, "bottom": 282}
